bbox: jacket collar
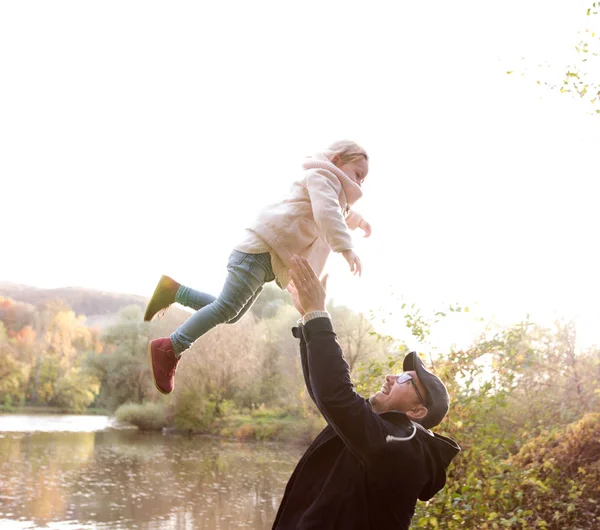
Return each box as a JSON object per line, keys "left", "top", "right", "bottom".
{"left": 379, "top": 410, "right": 414, "bottom": 427}
{"left": 363, "top": 399, "right": 414, "bottom": 428}
{"left": 302, "top": 152, "right": 363, "bottom": 206}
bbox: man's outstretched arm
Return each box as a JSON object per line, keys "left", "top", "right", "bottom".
{"left": 289, "top": 256, "right": 390, "bottom": 465}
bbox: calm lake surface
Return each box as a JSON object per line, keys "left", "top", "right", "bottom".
{"left": 0, "top": 415, "right": 305, "bottom": 530}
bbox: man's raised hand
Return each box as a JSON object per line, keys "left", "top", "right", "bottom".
{"left": 289, "top": 256, "right": 328, "bottom": 314}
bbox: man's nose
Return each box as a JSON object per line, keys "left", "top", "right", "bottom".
{"left": 385, "top": 374, "right": 395, "bottom": 383}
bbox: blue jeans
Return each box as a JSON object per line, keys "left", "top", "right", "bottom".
{"left": 170, "top": 250, "right": 275, "bottom": 354}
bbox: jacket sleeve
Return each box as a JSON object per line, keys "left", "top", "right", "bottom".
{"left": 305, "top": 169, "right": 353, "bottom": 252}
{"left": 292, "top": 325, "right": 319, "bottom": 407}
{"left": 302, "top": 317, "right": 391, "bottom": 466}
{"left": 344, "top": 209, "right": 363, "bottom": 230}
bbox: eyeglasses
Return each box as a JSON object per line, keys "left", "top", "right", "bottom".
{"left": 396, "top": 373, "right": 427, "bottom": 407}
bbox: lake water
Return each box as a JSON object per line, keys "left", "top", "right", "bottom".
{"left": 0, "top": 415, "right": 305, "bottom": 530}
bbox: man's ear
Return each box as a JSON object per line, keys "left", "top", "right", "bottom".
{"left": 405, "top": 405, "right": 427, "bottom": 421}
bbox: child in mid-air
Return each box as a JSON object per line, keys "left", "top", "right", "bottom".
{"left": 145, "top": 140, "right": 372, "bottom": 394}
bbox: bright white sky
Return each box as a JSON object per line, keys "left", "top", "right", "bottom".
{"left": 1, "top": 1, "right": 599, "bottom": 351}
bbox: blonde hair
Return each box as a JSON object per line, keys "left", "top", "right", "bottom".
{"left": 325, "top": 140, "right": 368, "bottom": 164}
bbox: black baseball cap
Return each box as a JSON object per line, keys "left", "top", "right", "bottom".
{"left": 403, "top": 351, "right": 449, "bottom": 429}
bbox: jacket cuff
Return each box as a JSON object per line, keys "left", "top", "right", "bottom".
{"left": 302, "top": 310, "right": 330, "bottom": 324}
{"left": 303, "top": 317, "right": 335, "bottom": 341}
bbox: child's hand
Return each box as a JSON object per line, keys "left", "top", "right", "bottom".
{"left": 359, "top": 218, "right": 372, "bottom": 238}
{"left": 342, "top": 249, "right": 362, "bottom": 277}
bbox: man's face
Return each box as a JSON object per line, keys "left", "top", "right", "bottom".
{"left": 369, "top": 371, "right": 428, "bottom": 417}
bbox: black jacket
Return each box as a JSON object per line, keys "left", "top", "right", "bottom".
{"left": 272, "top": 318, "right": 460, "bottom": 530}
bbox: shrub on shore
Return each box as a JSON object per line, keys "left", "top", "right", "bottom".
{"left": 115, "top": 402, "right": 168, "bottom": 430}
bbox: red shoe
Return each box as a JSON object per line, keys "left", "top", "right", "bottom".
{"left": 148, "top": 337, "right": 180, "bottom": 394}
{"left": 144, "top": 275, "right": 181, "bottom": 322}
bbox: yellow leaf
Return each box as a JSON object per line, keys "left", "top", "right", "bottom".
{"left": 430, "top": 517, "right": 438, "bottom": 527}
{"left": 506, "top": 70, "right": 513, "bottom": 74}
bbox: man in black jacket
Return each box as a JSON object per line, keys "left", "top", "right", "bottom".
{"left": 272, "top": 256, "right": 460, "bottom": 530}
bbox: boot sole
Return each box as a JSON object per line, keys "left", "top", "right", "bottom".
{"left": 148, "top": 341, "right": 172, "bottom": 395}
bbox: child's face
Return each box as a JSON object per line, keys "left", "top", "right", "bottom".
{"left": 336, "top": 157, "right": 369, "bottom": 187}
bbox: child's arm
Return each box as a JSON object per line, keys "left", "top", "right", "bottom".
{"left": 305, "top": 171, "right": 365, "bottom": 276}
{"left": 345, "top": 209, "right": 372, "bottom": 238}
{"left": 305, "top": 171, "right": 354, "bottom": 252}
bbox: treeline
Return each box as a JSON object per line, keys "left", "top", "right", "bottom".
{"left": 0, "top": 297, "right": 103, "bottom": 411}
{"left": 391, "top": 318, "right": 600, "bottom": 529}
{"left": 0, "top": 286, "right": 388, "bottom": 418}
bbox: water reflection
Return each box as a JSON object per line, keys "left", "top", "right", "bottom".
{"left": 0, "top": 416, "right": 304, "bottom": 529}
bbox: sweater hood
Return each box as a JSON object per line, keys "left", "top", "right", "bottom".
{"left": 302, "top": 152, "right": 363, "bottom": 206}
{"left": 381, "top": 411, "right": 460, "bottom": 501}
{"left": 418, "top": 431, "right": 460, "bottom": 501}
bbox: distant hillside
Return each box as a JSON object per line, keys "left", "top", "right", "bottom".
{"left": 0, "top": 282, "right": 148, "bottom": 316}
{"left": 0, "top": 281, "right": 164, "bottom": 330}
{"left": 0, "top": 280, "right": 286, "bottom": 331}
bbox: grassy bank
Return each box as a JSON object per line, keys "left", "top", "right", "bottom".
{"left": 115, "top": 402, "right": 325, "bottom": 444}
{"left": 213, "top": 410, "right": 325, "bottom": 445}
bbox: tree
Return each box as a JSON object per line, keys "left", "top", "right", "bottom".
{"left": 510, "top": 2, "right": 600, "bottom": 115}
{"left": 252, "top": 305, "right": 302, "bottom": 410}
{"left": 0, "top": 324, "right": 28, "bottom": 404}
{"left": 476, "top": 319, "right": 600, "bottom": 435}
{"left": 249, "top": 284, "right": 293, "bottom": 319}
{"left": 53, "top": 366, "right": 100, "bottom": 412}
{"left": 178, "top": 313, "right": 268, "bottom": 416}
{"left": 328, "top": 303, "right": 389, "bottom": 373}
{"left": 558, "top": 2, "right": 600, "bottom": 113}
{"left": 87, "top": 305, "right": 153, "bottom": 411}
{"left": 23, "top": 299, "right": 95, "bottom": 405}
